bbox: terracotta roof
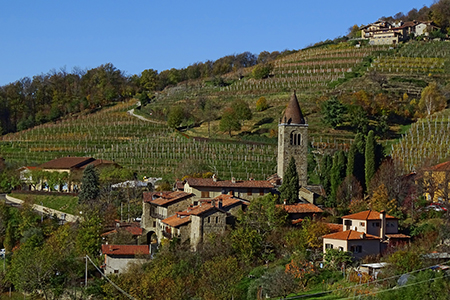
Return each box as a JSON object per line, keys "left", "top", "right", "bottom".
{"left": 386, "top": 233, "right": 411, "bottom": 239}
{"left": 143, "top": 191, "right": 195, "bottom": 206}
{"left": 185, "top": 178, "right": 273, "bottom": 189}
{"left": 279, "top": 203, "right": 323, "bottom": 214}
{"left": 326, "top": 223, "right": 343, "bottom": 233}
{"left": 101, "top": 244, "right": 149, "bottom": 256}
{"left": 281, "top": 91, "right": 306, "bottom": 125}
{"left": 322, "top": 230, "right": 379, "bottom": 241}
{"left": 175, "top": 180, "right": 185, "bottom": 190}
{"left": 427, "top": 161, "right": 450, "bottom": 172}
{"left": 162, "top": 214, "right": 191, "bottom": 227}
{"left": 39, "top": 157, "right": 96, "bottom": 169}
{"left": 200, "top": 194, "right": 248, "bottom": 208}
{"left": 342, "top": 210, "right": 396, "bottom": 221}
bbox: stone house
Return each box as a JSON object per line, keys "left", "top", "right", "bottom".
{"left": 298, "top": 185, "right": 326, "bottom": 205}
{"left": 278, "top": 202, "right": 323, "bottom": 224}
{"left": 141, "top": 191, "right": 195, "bottom": 244}
{"left": 161, "top": 194, "right": 248, "bottom": 249}
{"left": 101, "top": 244, "right": 150, "bottom": 275}
{"left": 183, "top": 176, "right": 274, "bottom": 201}
{"left": 322, "top": 210, "right": 410, "bottom": 259}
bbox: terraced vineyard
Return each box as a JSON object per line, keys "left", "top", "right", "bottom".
{"left": 370, "top": 41, "right": 450, "bottom": 77}
{"left": 221, "top": 45, "right": 388, "bottom": 95}
{"left": 0, "top": 101, "right": 277, "bottom": 180}
{"left": 391, "top": 109, "right": 450, "bottom": 172}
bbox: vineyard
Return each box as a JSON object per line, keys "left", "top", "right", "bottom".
{"left": 369, "top": 41, "right": 450, "bottom": 77}
{"left": 0, "top": 101, "right": 277, "bottom": 180}
{"left": 391, "top": 109, "right": 450, "bottom": 172}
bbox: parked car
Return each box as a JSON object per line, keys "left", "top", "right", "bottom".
{"left": 425, "top": 203, "right": 447, "bottom": 212}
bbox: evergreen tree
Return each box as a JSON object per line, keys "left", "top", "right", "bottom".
{"left": 329, "top": 151, "right": 347, "bottom": 206}
{"left": 319, "top": 154, "right": 333, "bottom": 197}
{"left": 78, "top": 164, "right": 100, "bottom": 205}
{"left": 365, "top": 130, "right": 376, "bottom": 191}
{"left": 279, "top": 157, "right": 299, "bottom": 204}
{"left": 347, "top": 133, "right": 366, "bottom": 190}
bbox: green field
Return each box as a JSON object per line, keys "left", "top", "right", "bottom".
{"left": 11, "top": 192, "right": 79, "bottom": 215}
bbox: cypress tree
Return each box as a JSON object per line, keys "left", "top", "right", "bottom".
{"left": 320, "top": 154, "right": 333, "bottom": 197}
{"left": 329, "top": 151, "right": 347, "bottom": 206}
{"left": 78, "top": 164, "right": 100, "bottom": 205}
{"left": 279, "top": 157, "right": 299, "bottom": 204}
{"left": 365, "top": 130, "right": 376, "bottom": 191}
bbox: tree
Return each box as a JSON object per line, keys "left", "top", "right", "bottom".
{"left": 321, "top": 97, "right": 347, "bottom": 129}
{"left": 324, "top": 248, "right": 352, "bottom": 270}
{"left": 279, "top": 157, "right": 299, "bottom": 204}
{"left": 365, "top": 130, "right": 376, "bottom": 190}
{"left": 432, "top": 0, "right": 450, "bottom": 31}
{"left": 231, "top": 99, "right": 252, "bottom": 125}
{"left": 78, "top": 164, "right": 100, "bottom": 205}
{"left": 219, "top": 107, "right": 240, "bottom": 137}
{"left": 255, "top": 96, "right": 269, "bottom": 112}
{"left": 370, "top": 184, "right": 398, "bottom": 215}
{"left": 347, "top": 133, "right": 366, "bottom": 189}
{"left": 348, "top": 24, "right": 361, "bottom": 38}
{"left": 251, "top": 63, "right": 273, "bottom": 79}
{"left": 329, "top": 151, "right": 347, "bottom": 206}
{"left": 167, "top": 105, "right": 185, "bottom": 128}
{"left": 337, "top": 175, "right": 363, "bottom": 212}
{"left": 140, "top": 68, "right": 159, "bottom": 92}
{"left": 419, "top": 82, "right": 446, "bottom": 116}
{"left": 319, "top": 154, "right": 333, "bottom": 198}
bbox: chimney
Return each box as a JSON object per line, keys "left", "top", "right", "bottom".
{"left": 211, "top": 199, "right": 215, "bottom": 208}
{"left": 380, "top": 210, "right": 386, "bottom": 240}
{"left": 218, "top": 200, "right": 223, "bottom": 209}
{"left": 283, "top": 200, "right": 287, "bottom": 205}
{"left": 231, "top": 177, "right": 236, "bottom": 184}
{"left": 212, "top": 174, "right": 217, "bottom": 182}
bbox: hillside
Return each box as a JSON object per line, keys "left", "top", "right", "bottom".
{"left": 0, "top": 41, "right": 449, "bottom": 179}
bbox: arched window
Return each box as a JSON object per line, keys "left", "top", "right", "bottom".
{"left": 290, "top": 132, "right": 301, "bottom": 145}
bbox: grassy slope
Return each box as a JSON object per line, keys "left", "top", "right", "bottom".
{"left": 12, "top": 192, "right": 79, "bottom": 215}
{"left": 1, "top": 41, "right": 449, "bottom": 178}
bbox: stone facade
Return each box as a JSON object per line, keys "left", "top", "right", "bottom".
{"left": 190, "top": 209, "right": 226, "bottom": 249}
{"left": 277, "top": 92, "right": 308, "bottom": 186}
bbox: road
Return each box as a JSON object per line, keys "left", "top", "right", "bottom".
{"left": 1, "top": 194, "right": 81, "bottom": 222}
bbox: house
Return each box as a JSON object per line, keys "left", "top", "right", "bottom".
{"left": 101, "top": 221, "right": 143, "bottom": 245}
{"left": 101, "top": 244, "right": 150, "bottom": 275}
{"left": 279, "top": 202, "right": 323, "bottom": 224}
{"left": 141, "top": 191, "right": 196, "bottom": 244}
{"left": 322, "top": 210, "right": 410, "bottom": 259}
{"left": 360, "top": 20, "right": 439, "bottom": 45}
{"left": 159, "top": 194, "right": 248, "bottom": 249}
{"left": 161, "top": 201, "right": 227, "bottom": 249}
{"left": 298, "top": 185, "right": 326, "bottom": 205}
{"left": 420, "top": 161, "right": 450, "bottom": 202}
{"left": 183, "top": 176, "right": 274, "bottom": 201}
{"left": 20, "top": 157, "right": 118, "bottom": 192}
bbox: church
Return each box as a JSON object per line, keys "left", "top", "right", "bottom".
{"left": 277, "top": 91, "right": 308, "bottom": 187}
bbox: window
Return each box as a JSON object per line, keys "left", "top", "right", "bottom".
{"left": 375, "top": 222, "right": 380, "bottom": 227}
{"left": 215, "top": 216, "right": 218, "bottom": 223}
{"left": 114, "top": 270, "right": 119, "bottom": 274}
{"left": 290, "top": 132, "right": 302, "bottom": 146}
{"left": 325, "top": 244, "right": 333, "bottom": 249}
{"left": 360, "top": 222, "right": 365, "bottom": 227}
{"left": 153, "top": 221, "right": 156, "bottom": 227}
{"left": 339, "top": 247, "right": 344, "bottom": 251}
{"left": 259, "top": 189, "right": 264, "bottom": 196}
{"left": 201, "top": 191, "right": 210, "bottom": 198}
{"left": 207, "top": 217, "right": 210, "bottom": 223}
{"left": 350, "top": 245, "right": 362, "bottom": 253}
{"left": 344, "top": 220, "right": 352, "bottom": 226}
{"left": 247, "top": 189, "right": 252, "bottom": 196}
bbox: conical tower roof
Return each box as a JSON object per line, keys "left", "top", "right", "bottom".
{"left": 282, "top": 91, "right": 305, "bottom": 124}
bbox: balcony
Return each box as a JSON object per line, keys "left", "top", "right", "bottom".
{"left": 150, "top": 212, "right": 165, "bottom": 220}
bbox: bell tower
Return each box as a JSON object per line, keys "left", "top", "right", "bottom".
{"left": 277, "top": 91, "right": 308, "bottom": 186}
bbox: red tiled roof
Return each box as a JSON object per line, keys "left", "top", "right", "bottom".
{"left": 200, "top": 194, "right": 248, "bottom": 208}
{"left": 279, "top": 203, "right": 323, "bottom": 214}
{"left": 162, "top": 214, "right": 191, "bottom": 227}
{"left": 326, "top": 223, "right": 343, "bottom": 233}
{"left": 185, "top": 177, "right": 273, "bottom": 189}
{"left": 143, "top": 191, "right": 195, "bottom": 206}
{"left": 322, "top": 230, "right": 379, "bottom": 241}
{"left": 428, "top": 161, "right": 450, "bottom": 172}
{"left": 39, "top": 157, "right": 96, "bottom": 169}
{"left": 175, "top": 180, "right": 185, "bottom": 190}
{"left": 342, "top": 210, "right": 396, "bottom": 221}
{"left": 101, "top": 244, "right": 149, "bottom": 256}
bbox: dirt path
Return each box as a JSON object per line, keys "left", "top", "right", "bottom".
{"left": 127, "top": 108, "right": 165, "bottom": 125}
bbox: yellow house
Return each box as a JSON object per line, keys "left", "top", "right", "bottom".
{"left": 421, "top": 161, "right": 450, "bottom": 202}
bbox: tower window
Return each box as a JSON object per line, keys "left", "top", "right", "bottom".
{"left": 290, "top": 132, "right": 302, "bottom": 146}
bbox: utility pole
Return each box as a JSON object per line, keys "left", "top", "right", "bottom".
{"left": 85, "top": 255, "right": 88, "bottom": 288}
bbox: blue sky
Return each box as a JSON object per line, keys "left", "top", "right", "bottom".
{"left": 0, "top": 0, "right": 432, "bottom": 86}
